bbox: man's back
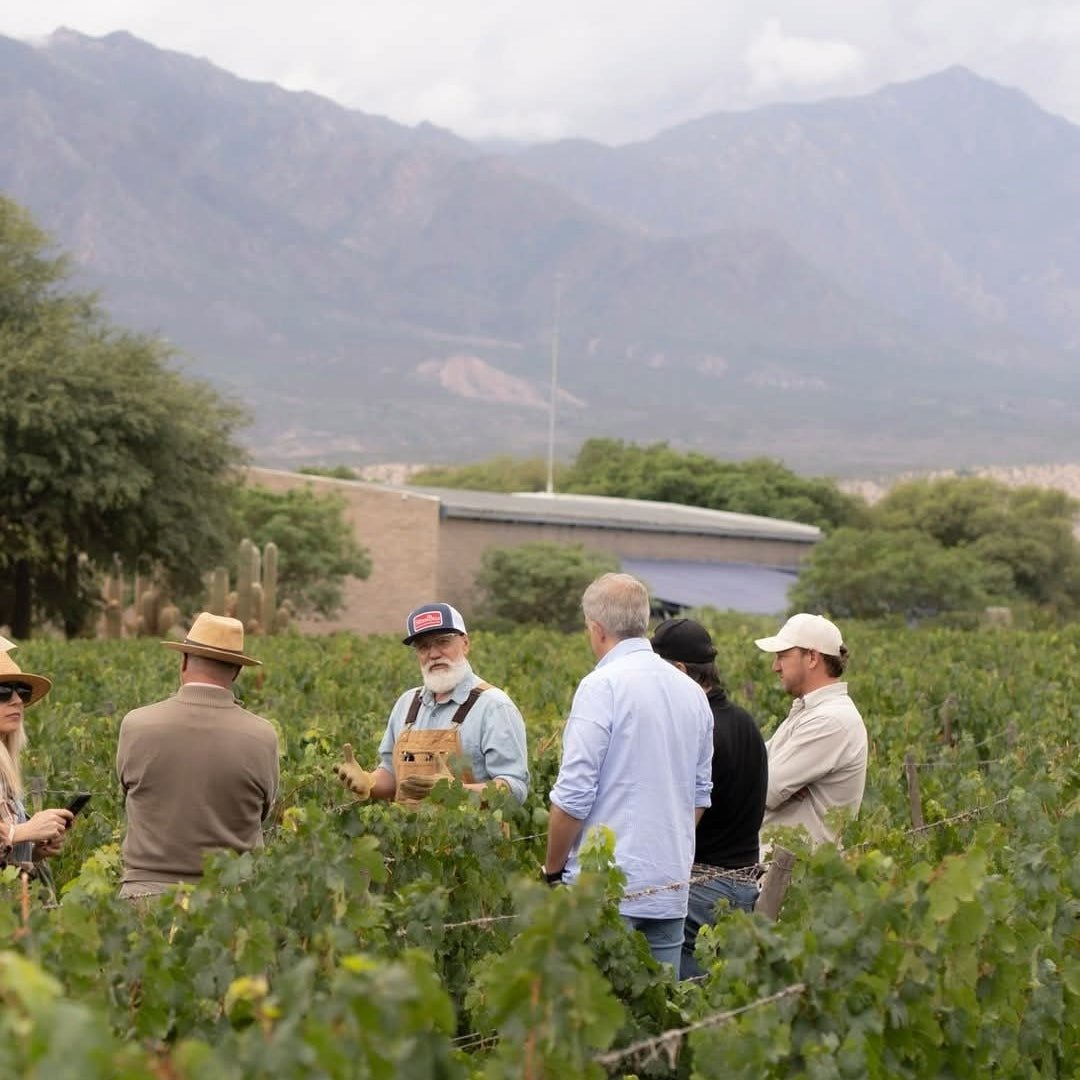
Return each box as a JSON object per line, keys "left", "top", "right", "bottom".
{"left": 117, "top": 684, "right": 279, "bottom": 884}
{"left": 696, "top": 689, "right": 767, "bottom": 869}
{"left": 551, "top": 638, "right": 713, "bottom": 918}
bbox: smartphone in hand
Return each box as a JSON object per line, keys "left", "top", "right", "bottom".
{"left": 65, "top": 792, "right": 92, "bottom": 817}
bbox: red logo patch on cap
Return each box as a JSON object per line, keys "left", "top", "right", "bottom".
{"left": 411, "top": 610, "right": 445, "bottom": 633}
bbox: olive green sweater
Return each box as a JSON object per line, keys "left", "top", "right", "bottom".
{"left": 116, "top": 683, "right": 279, "bottom": 884}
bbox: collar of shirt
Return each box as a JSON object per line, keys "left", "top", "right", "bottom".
{"left": 794, "top": 681, "right": 850, "bottom": 713}
{"left": 418, "top": 663, "right": 477, "bottom": 707}
{"left": 595, "top": 636, "right": 652, "bottom": 668}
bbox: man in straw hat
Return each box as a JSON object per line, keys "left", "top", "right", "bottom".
{"left": 333, "top": 601, "right": 529, "bottom": 806}
{"left": 754, "top": 613, "right": 867, "bottom": 848}
{"left": 0, "top": 649, "right": 75, "bottom": 870}
{"left": 116, "top": 612, "right": 279, "bottom": 899}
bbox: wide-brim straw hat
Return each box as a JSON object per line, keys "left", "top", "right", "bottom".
{"left": 162, "top": 612, "right": 261, "bottom": 667}
{"left": 0, "top": 651, "right": 53, "bottom": 706}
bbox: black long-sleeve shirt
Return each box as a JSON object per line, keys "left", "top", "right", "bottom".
{"left": 694, "top": 688, "right": 768, "bottom": 869}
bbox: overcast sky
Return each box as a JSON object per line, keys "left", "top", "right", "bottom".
{"left": 5, "top": 2, "right": 1080, "bottom": 142}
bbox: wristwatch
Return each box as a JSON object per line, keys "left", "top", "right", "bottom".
{"left": 540, "top": 864, "right": 565, "bottom": 885}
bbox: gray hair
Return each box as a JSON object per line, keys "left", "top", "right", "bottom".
{"left": 582, "top": 573, "right": 651, "bottom": 640}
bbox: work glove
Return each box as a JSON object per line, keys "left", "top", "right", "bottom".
{"left": 397, "top": 753, "right": 456, "bottom": 802}
{"left": 333, "top": 744, "right": 374, "bottom": 801}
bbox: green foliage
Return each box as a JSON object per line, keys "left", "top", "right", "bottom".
{"left": 408, "top": 442, "right": 863, "bottom": 530}
{"left": 563, "top": 439, "right": 864, "bottom": 530}
{"left": 298, "top": 465, "right": 360, "bottom": 480}
{"left": 788, "top": 527, "right": 1010, "bottom": 619}
{"left": 228, "top": 484, "right": 372, "bottom": 617}
{"left": 466, "top": 830, "right": 629, "bottom": 1080}
{"left": 1, "top": 624, "right": 1077, "bottom": 1076}
{"left": 475, "top": 542, "right": 620, "bottom": 630}
{"left": 796, "top": 476, "right": 1080, "bottom": 619}
{"left": 411, "top": 455, "right": 559, "bottom": 493}
{"left": 0, "top": 196, "right": 247, "bottom": 638}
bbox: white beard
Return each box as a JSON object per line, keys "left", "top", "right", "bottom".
{"left": 422, "top": 657, "right": 470, "bottom": 696}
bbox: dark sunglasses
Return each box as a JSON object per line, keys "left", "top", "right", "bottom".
{"left": 0, "top": 683, "right": 33, "bottom": 704}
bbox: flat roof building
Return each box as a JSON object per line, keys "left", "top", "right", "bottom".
{"left": 247, "top": 467, "right": 819, "bottom": 634}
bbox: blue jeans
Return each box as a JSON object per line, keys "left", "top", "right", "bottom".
{"left": 622, "top": 914, "right": 685, "bottom": 971}
{"left": 680, "top": 875, "right": 759, "bottom": 979}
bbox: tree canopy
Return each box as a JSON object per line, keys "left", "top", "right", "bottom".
{"left": 0, "top": 196, "right": 247, "bottom": 636}
{"left": 411, "top": 455, "right": 559, "bottom": 493}
{"left": 474, "top": 542, "right": 619, "bottom": 631}
{"left": 228, "top": 485, "right": 372, "bottom": 618}
{"left": 788, "top": 527, "right": 1010, "bottom": 620}
{"left": 409, "top": 440, "right": 862, "bottom": 531}
{"left": 789, "top": 476, "right": 1080, "bottom": 620}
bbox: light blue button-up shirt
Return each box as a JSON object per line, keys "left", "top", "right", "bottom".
{"left": 377, "top": 665, "right": 530, "bottom": 804}
{"left": 550, "top": 638, "right": 713, "bottom": 918}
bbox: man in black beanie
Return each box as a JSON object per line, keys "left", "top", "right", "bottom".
{"left": 650, "top": 617, "right": 768, "bottom": 979}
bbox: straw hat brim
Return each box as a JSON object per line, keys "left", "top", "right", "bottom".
{"left": 2, "top": 672, "right": 52, "bottom": 707}
{"left": 161, "top": 640, "right": 261, "bottom": 666}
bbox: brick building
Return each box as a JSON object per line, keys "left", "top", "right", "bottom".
{"left": 248, "top": 467, "right": 820, "bottom": 635}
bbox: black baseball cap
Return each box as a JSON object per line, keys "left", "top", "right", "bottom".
{"left": 650, "top": 618, "right": 717, "bottom": 664}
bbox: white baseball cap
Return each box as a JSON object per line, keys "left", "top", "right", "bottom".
{"left": 755, "top": 613, "right": 843, "bottom": 655}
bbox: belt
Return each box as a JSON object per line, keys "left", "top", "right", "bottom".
{"left": 692, "top": 862, "right": 768, "bottom": 882}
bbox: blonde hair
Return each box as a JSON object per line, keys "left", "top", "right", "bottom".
{"left": 0, "top": 725, "right": 26, "bottom": 802}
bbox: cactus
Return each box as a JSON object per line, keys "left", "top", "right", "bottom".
{"left": 209, "top": 567, "right": 229, "bottom": 615}
{"left": 262, "top": 543, "right": 278, "bottom": 634}
{"left": 249, "top": 582, "right": 264, "bottom": 634}
{"left": 140, "top": 587, "right": 161, "bottom": 636}
{"left": 104, "top": 601, "right": 123, "bottom": 639}
{"left": 98, "top": 555, "right": 196, "bottom": 640}
{"left": 236, "top": 538, "right": 256, "bottom": 628}
{"left": 103, "top": 555, "right": 125, "bottom": 639}
{"left": 159, "top": 602, "right": 180, "bottom": 638}
{"left": 133, "top": 572, "right": 147, "bottom": 615}
{"left": 203, "top": 540, "right": 284, "bottom": 635}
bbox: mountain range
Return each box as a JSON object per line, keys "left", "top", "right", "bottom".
{"left": 2, "top": 29, "right": 1079, "bottom": 474}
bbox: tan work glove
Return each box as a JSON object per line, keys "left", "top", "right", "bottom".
{"left": 333, "top": 744, "right": 374, "bottom": 801}
{"left": 397, "top": 753, "right": 456, "bottom": 802}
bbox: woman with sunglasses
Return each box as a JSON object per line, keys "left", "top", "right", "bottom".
{"left": 0, "top": 651, "right": 73, "bottom": 870}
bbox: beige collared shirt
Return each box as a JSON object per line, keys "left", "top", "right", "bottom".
{"left": 761, "top": 681, "right": 867, "bottom": 848}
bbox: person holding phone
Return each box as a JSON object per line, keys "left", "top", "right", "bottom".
{"left": 0, "top": 650, "right": 74, "bottom": 872}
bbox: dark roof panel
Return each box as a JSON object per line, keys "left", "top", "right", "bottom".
{"left": 622, "top": 558, "right": 797, "bottom": 616}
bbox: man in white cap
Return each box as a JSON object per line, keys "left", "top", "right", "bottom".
{"left": 754, "top": 613, "right": 867, "bottom": 848}
{"left": 333, "top": 602, "right": 529, "bottom": 805}
{"left": 116, "top": 612, "right": 279, "bottom": 899}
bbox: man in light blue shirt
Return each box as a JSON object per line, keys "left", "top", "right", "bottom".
{"left": 544, "top": 574, "right": 714, "bottom": 970}
{"left": 334, "top": 602, "right": 529, "bottom": 805}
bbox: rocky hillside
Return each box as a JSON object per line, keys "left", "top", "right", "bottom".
{"left": 2, "top": 31, "right": 1078, "bottom": 473}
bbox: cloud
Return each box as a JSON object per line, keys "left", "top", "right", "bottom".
{"left": 3, "top": 2, "right": 1080, "bottom": 142}
{"left": 745, "top": 17, "right": 866, "bottom": 95}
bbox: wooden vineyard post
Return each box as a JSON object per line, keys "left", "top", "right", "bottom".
{"left": 939, "top": 692, "right": 957, "bottom": 746}
{"left": 905, "top": 752, "right": 924, "bottom": 829}
{"left": 757, "top": 847, "right": 796, "bottom": 921}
